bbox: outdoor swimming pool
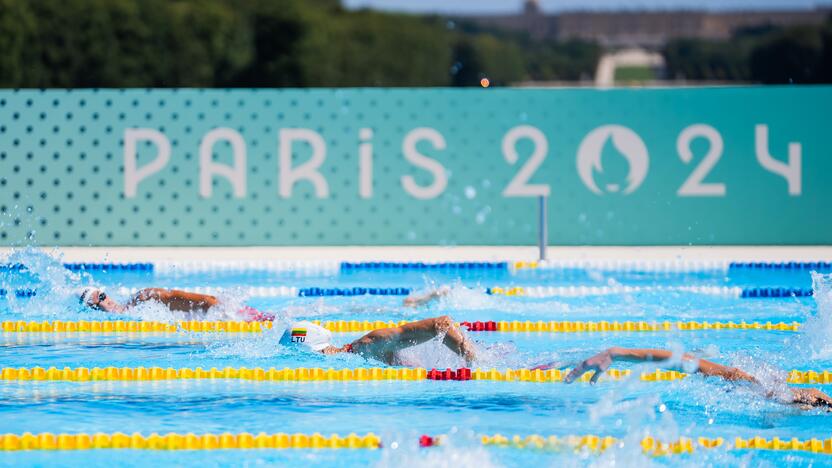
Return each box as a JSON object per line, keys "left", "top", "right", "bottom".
{"left": 2, "top": 251, "right": 832, "bottom": 466}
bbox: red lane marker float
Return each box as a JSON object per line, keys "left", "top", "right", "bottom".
{"left": 460, "top": 321, "right": 497, "bottom": 332}
{"left": 426, "top": 368, "right": 472, "bottom": 381}
{"left": 419, "top": 435, "right": 437, "bottom": 447}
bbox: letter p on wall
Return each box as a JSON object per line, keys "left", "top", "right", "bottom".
{"left": 123, "top": 128, "right": 171, "bottom": 198}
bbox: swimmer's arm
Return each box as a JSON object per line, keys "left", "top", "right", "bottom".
{"left": 568, "top": 348, "right": 832, "bottom": 409}
{"left": 565, "top": 347, "right": 758, "bottom": 384}
{"left": 129, "top": 288, "right": 219, "bottom": 312}
{"left": 403, "top": 286, "right": 450, "bottom": 307}
{"left": 353, "top": 315, "right": 476, "bottom": 364}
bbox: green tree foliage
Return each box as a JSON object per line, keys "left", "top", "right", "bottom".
{"left": 525, "top": 40, "right": 602, "bottom": 81}
{"left": 822, "top": 17, "right": 832, "bottom": 81}
{"left": 0, "top": 0, "right": 601, "bottom": 87}
{"left": 0, "top": 0, "right": 252, "bottom": 87}
{"left": 450, "top": 19, "right": 601, "bottom": 83}
{"left": 750, "top": 27, "right": 823, "bottom": 84}
{"left": 450, "top": 35, "right": 526, "bottom": 86}
{"left": 450, "top": 39, "right": 482, "bottom": 86}
{"left": 468, "top": 35, "right": 526, "bottom": 85}
{"left": 229, "top": 0, "right": 309, "bottom": 87}
{"left": 0, "top": 0, "right": 35, "bottom": 87}
{"left": 663, "top": 39, "right": 750, "bottom": 81}
{"left": 298, "top": 9, "right": 454, "bottom": 87}
{"left": 167, "top": 0, "right": 253, "bottom": 86}
{"left": 663, "top": 18, "right": 832, "bottom": 84}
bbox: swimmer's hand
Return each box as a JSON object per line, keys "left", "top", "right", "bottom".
{"left": 790, "top": 387, "right": 832, "bottom": 410}
{"left": 565, "top": 349, "right": 613, "bottom": 384}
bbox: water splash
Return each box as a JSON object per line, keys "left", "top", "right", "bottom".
{"left": 394, "top": 336, "right": 467, "bottom": 369}
{"left": 206, "top": 325, "right": 289, "bottom": 359}
{"left": 96, "top": 285, "right": 269, "bottom": 323}
{"left": 799, "top": 272, "right": 832, "bottom": 359}
{"left": 280, "top": 299, "right": 382, "bottom": 319}
{"left": 376, "top": 430, "right": 502, "bottom": 468}
{"left": 428, "top": 282, "right": 500, "bottom": 311}
{"left": 0, "top": 247, "right": 87, "bottom": 318}
{"left": 0, "top": 250, "right": 285, "bottom": 322}
{"left": 576, "top": 343, "right": 774, "bottom": 467}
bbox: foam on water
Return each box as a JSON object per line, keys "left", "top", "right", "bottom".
{"left": 376, "top": 430, "right": 502, "bottom": 468}
{"left": 125, "top": 290, "right": 264, "bottom": 323}
{"left": 0, "top": 248, "right": 287, "bottom": 322}
{"left": 802, "top": 272, "right": 832, "bottom": 359}
{"left": 435, "top": 283, "right": 501, "bottom": 311}
{"left": 272, "top": 296, "right": 432, "bottom": 322}
{"left": 570, "top": 340, "right": 827, "bottom": 466}
{"left": 205, "top": 325, "right": 291, "bottom": 359}
{"left": 668, "top": 449, "right": 760, "bottom": 468}
{"left": 585, "top": 363, "right": 676, "bottom": 467}
{"left": 0, "top": 248, "right": 86, "bottom": 318}
{"left": 420, "top": 281, "right": 793, "bottom": 322}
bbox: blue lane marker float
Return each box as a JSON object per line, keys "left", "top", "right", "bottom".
{"left": 0, "top": 263, "right": 154, "bottom": 273}
{"left": 0, "top": 287, "right": 414, "bottom": 299}
{"left": 740, "top": 287, "right": 813, "bottom": 298}
{"left": 63, "top": 263, "right": 154, "bottom": 272}
{"left": 729, "top": 262, "right": 832, "bottom": 271}
{"left": 298, "top": 287, "right": 413, "bottom": 297}
{"left": 0, "top": 289, "right": 37, "bottom": 298}
{"left": 340, "top": 262, "right": 508, "bottom": 272}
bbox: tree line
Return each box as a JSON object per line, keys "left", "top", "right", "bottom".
{"left": 663, "top": 15, "right": 832, "bottom": 84}
{"left": 2, "top": 0, "right": 828, "bottom": 87}
{"left": 0, "top": 0, "right": 600, "bottom": 88}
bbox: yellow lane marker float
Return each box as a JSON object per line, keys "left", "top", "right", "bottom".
{"left": 480, "top": 434, "right": 832, "bottom": 456}
{"left": 0, "top": 432, "right": 381, "bottom": 450}
{"left": 1, "top": 432, "right": 831, "bottom": 455}
{"left": 0, "top": 320, "right": 271, "bottom": 333}
{"left": 0, "top": 319, "right": 801, "bottom": 334}
{"left": 0, "top": 366, "right": 829, "bottom": 384}
{"left": 512, "top": 261, "right": 539, "bottom": 270}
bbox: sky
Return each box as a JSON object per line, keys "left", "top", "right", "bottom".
{"left": 343, "top": 0, "right": 832, "bottom": 14}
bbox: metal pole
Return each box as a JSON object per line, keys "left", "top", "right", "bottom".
{"left": 538, "top": 195, "right": 547, "bottom": 262}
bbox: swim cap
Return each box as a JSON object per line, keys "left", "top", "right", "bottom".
{"left": 77, "top": 287, "right": 98, "bottom": 306}
{"left": 279, "top": 321, "right": 333, "bottom": 352}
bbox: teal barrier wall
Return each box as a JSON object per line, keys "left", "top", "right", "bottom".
{"left": 0, "top": 87, "right": 829, "bottom": 246}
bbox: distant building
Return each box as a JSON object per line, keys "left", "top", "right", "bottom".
{"left": 460, "top": 0, "right": 831, "bottom": 48}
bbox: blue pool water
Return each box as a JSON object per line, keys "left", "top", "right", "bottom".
{"left": 1, "top": 251, "right": 832, "bottom": 466}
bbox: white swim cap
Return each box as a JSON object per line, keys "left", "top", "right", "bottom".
{"left": 279, "top": 321, "right": 333, "bottom": 352}
{"left": 77, "top": 287, "right": 98, "bottom": 306}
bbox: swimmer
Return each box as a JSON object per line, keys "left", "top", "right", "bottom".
{"left": 77, "top": 286, "right": 273, "bottom": 322}
{"left": 403, "top": 285, "right": 451, "bottom": 307}
{"left": 565, "top": 347, "right": 832, "bottom": 411}
{"left": 280, "top": 315, "right": 476, "bottom": 366}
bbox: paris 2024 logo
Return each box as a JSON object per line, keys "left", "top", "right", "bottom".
{"left": 576, "top": 125, "right": 649, "bottom": 195}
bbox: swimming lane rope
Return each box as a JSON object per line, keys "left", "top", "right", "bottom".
{"left": 1, "top": 366, "right": 828, "bottom": 384}
{"left": 0, "top": 432, "right": 380, "bottom": 450}
{"left": 0, "top": 284, "right": 759, "bottom": 299}
{"left": 478, "top": 433, "right": 832, "bottom": 456}
{"left": 0, "top": 285, "right": 813, "bottom": 299}
{"left": 3, "top": 260, "right": 829, "bottom": 276}
{"left": 1, "top": 432, "right": 831, "bottom": 455}
{"left": 0, "top": 319, "right": 801, "bottom": 334}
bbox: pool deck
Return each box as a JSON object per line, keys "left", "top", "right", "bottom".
{"left": 3, "top": 246, "right": 831, "bottom": 262}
